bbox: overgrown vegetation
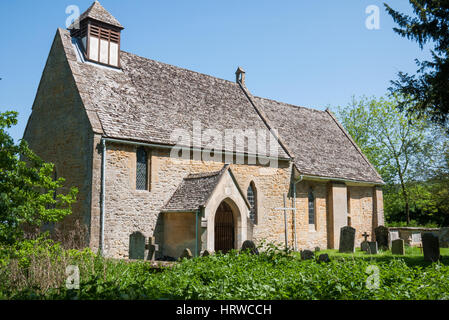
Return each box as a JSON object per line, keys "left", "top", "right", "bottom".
{"left": 0, "top": 111, "right": 78, "bottom": 245}
{"left": 1, "top": 239, "right": 449, "bottom": 300}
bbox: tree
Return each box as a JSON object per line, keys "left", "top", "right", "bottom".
{"left": 0, "top": 111, "right": 77, "bottom": 245}
{"left": 336, "top": 96, "right": 430, "bottom": 225}
{"left": 385, "top": 1, "right": 449, "bottom": 130}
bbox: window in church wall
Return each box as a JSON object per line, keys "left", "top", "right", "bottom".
{"left": 247, "top": 182, "right": 257, "bottom": 225}
{"left": 308, "top": 188, "right": 316, "bottom": 230}
{"left": 136, "top": 147, "right": 149, "bottom": 191}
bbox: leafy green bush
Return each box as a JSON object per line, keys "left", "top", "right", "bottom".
{"left": 2, "top": 242, "right": 449, "bottom": 300}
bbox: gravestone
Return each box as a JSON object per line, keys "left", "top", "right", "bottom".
{"left": 317, "top": 253, "right": 331, "bottom": 263}
{"left": 300, "top": 250, "right": 314, "bottom": 260}
{"left": 361, "top": 241, "right": 369, "bottom": 252}
{"left": 389, "top": 230, "right": 400, "bottom": 240}
{"left": 241, "top": 240, "right": 259, "bottom": 255}
{"left": 439, "top": 227, "right": 449, "bottom": 248}
{"left": 375, "top": 226, "right": 389, "bottom": 250}
{"left": 201, "top": 250, "right": 211, "bottom": 257}
{"left": 361, "top": 232, "right": 370, "bottom": 252}
{"left": 411, "top": 232, "right": 422, "bottom": 244}
{"left": 368, "top": 241, "right": 378, "bottom": 254}
{"left": 391, "top": 239, "right": 405, "bottom": 255}
{"left": 146, "top": 237, "right": 159, "bottom": 261}
{"left": 339, "top": 226, "right": 356, "bottom": 253}
{"left": 422, "top": 233, "right": 441, "bottom": 262}
{"left": 129, "top": 232, "right": 146, "bottom": 260}
{"left": 180, "top": 248, "right": 193, "bottom": 260}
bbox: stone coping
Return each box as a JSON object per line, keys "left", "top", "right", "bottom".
{"left": 388, "top": 227, "right": 440, "bottom": 231}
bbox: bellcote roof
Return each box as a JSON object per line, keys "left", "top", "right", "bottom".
{"left": 69, "top": 1, "right": 123, "bottom": 30}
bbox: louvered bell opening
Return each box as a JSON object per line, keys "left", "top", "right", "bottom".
{"left": 85, "top": 21, "right": 121, "bottom": 67}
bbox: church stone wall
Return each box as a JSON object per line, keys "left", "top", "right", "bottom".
{"left": 23, "top": 31, "right": 94, "bottom": 248}
{"left": 97, "top": 144, "right": 296, "bottom": 258}
{"left": 91, "top": 143, "right": 383, "bottom": 258}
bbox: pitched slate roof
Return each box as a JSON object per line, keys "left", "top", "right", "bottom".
{"left": 69, "top": 1, "right": 123, "bottom": 29}
{"left": 56, "top": 7, "right": 383, "bottom": 184}
{"left": 253, "top": 97, "right": 383, "bottom": 184}
{"left": 60, "top": 29, "right": 288, "bottom": 158}
{"left": 162, "top": 166, "right": 227, "bottom": 212}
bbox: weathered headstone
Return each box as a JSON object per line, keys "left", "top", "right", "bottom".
{"left": 241, "top": 240, "right": 259, "bottom": 255}
{"left": 146, "top": 237, "right": 159, "bottom": 261}
{"left": 129, "top": 232, "right": 146, "bottom": 260}
{"left": 360, "top": 232, "right": 370, "bottom": 252}
{"left": 391, "top": 239, "right": 405, "bottom": 255}
{"left": 389, "top": 230, "right": 400, "bottom": 244}
{"left": 439, "top": 227, "right": 449, "bottom": 248}
{"left": 201, "top": 250, "right": 211, "bottom": 257}
{"left": 361, "top": 241, "right": 369, "bottom": 252}
{"left": 368, "top": 241, "right": 378, "bottom": 254}
{"left": 411, "top": 232, "right": 422, "bottom": 244}
{"left": 375, "top": 226, "right": 389, "bottom": 250}
{"left": 422, "top": 233, "right": 441, "bottom": 262}
{"left": 180, "top": 248, "right": 193, "bottom": 260}
{"left": 339, "top": 226, "right": 356, "bottom": 253}
{"left": 300, "top": 250, "right": 314, "bottom": 260}
{"left": 317, "top": 253, "right": 331, "bottom": 263}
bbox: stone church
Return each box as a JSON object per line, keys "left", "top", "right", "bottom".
{"left": 24, "top": 1, "right": 384, "bottom": 259}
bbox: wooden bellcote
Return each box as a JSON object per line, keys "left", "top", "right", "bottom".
{"left": 68, "top": 1, "right": 124, "bottom": 68}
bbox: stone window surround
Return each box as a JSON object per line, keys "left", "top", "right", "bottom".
{"left": 135, "top": 146, "right": 151, "bottom": 192}
{"left": 247, "top": 181, "right": 258, "bottom": 225}
{"left": 308, "top": 188, "right": 317, "bottom": 231}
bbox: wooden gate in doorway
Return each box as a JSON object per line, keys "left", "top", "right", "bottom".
{"left": 214, "top": 201, "right": 235, "bottom": 253}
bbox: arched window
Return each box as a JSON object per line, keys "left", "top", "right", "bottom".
{"left": 136, "top": 147, "right": 148, "bottom": 190}
{"left": 247, "top": 182, "right": 257, "bottom": 224}
{"left": 308, "top": 189, "right": 315, "bottom": 225}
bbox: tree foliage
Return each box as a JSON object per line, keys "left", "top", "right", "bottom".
{"left": 385, "top": 0, "right": 449, "bottom": 130}
{"left": 0, "top": 111, "right": 77, "bottom": 244}
{"left": 336, "top": 95, "right": 447, "bottom": 225}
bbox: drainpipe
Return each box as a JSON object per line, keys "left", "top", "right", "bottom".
{"left": 292, "top": 175, "right": 303, "bottom": 251}
{"left": 195, "top": 208, "right": 199, "bottom": 257}
{"left": 100, "top": 139, "right": 106, "bottom": 256}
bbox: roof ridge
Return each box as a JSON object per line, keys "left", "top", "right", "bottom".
{"left": 121, "top": 51, "right": 239, "bottom": 87}
{"left": 254, "top": 95, "right": 325, "bottom": 113}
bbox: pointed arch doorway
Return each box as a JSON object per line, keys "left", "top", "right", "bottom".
{"left": 214, "top": 201, "right": 235, "bottom": 253}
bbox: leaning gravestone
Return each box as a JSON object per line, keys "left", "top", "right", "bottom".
{"left": 146, "top": 236, "right": 159, "bottom": 261}
{"left": 180, "top": 248, "right": 193, "bottom": 260}
{"left": 391, "top": 239, "right": 405, "bottom": 255}
{"left": 241, "top": 240, "right": 259, "bottom": 255}
{"left": 129, "top": 232, "right": 146, "bottom": 260}
{"left": 301, "top": 250, "right": 315, "bottom": 260}
{"left": 422, "top": 233, "right": 441, "bottom": 262}
{"left": 375, "top": 226, "right": 389, "bottom": 250}
{"left": 339, "top": 226, "right": 356, "bottom": 253}
{"left": 439, "top": 227, "right": 449, "bottom": 248}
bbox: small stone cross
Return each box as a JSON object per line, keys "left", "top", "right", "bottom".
{"left": 146, "top": 237, "right": 159, "bottom": 261}
{"left": 362, "top": 232, "right": 369, "bottom": 242}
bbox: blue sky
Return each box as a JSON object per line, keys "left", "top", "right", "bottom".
{"left": 0, "top": 0, "right": 431, "bottom": 142}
